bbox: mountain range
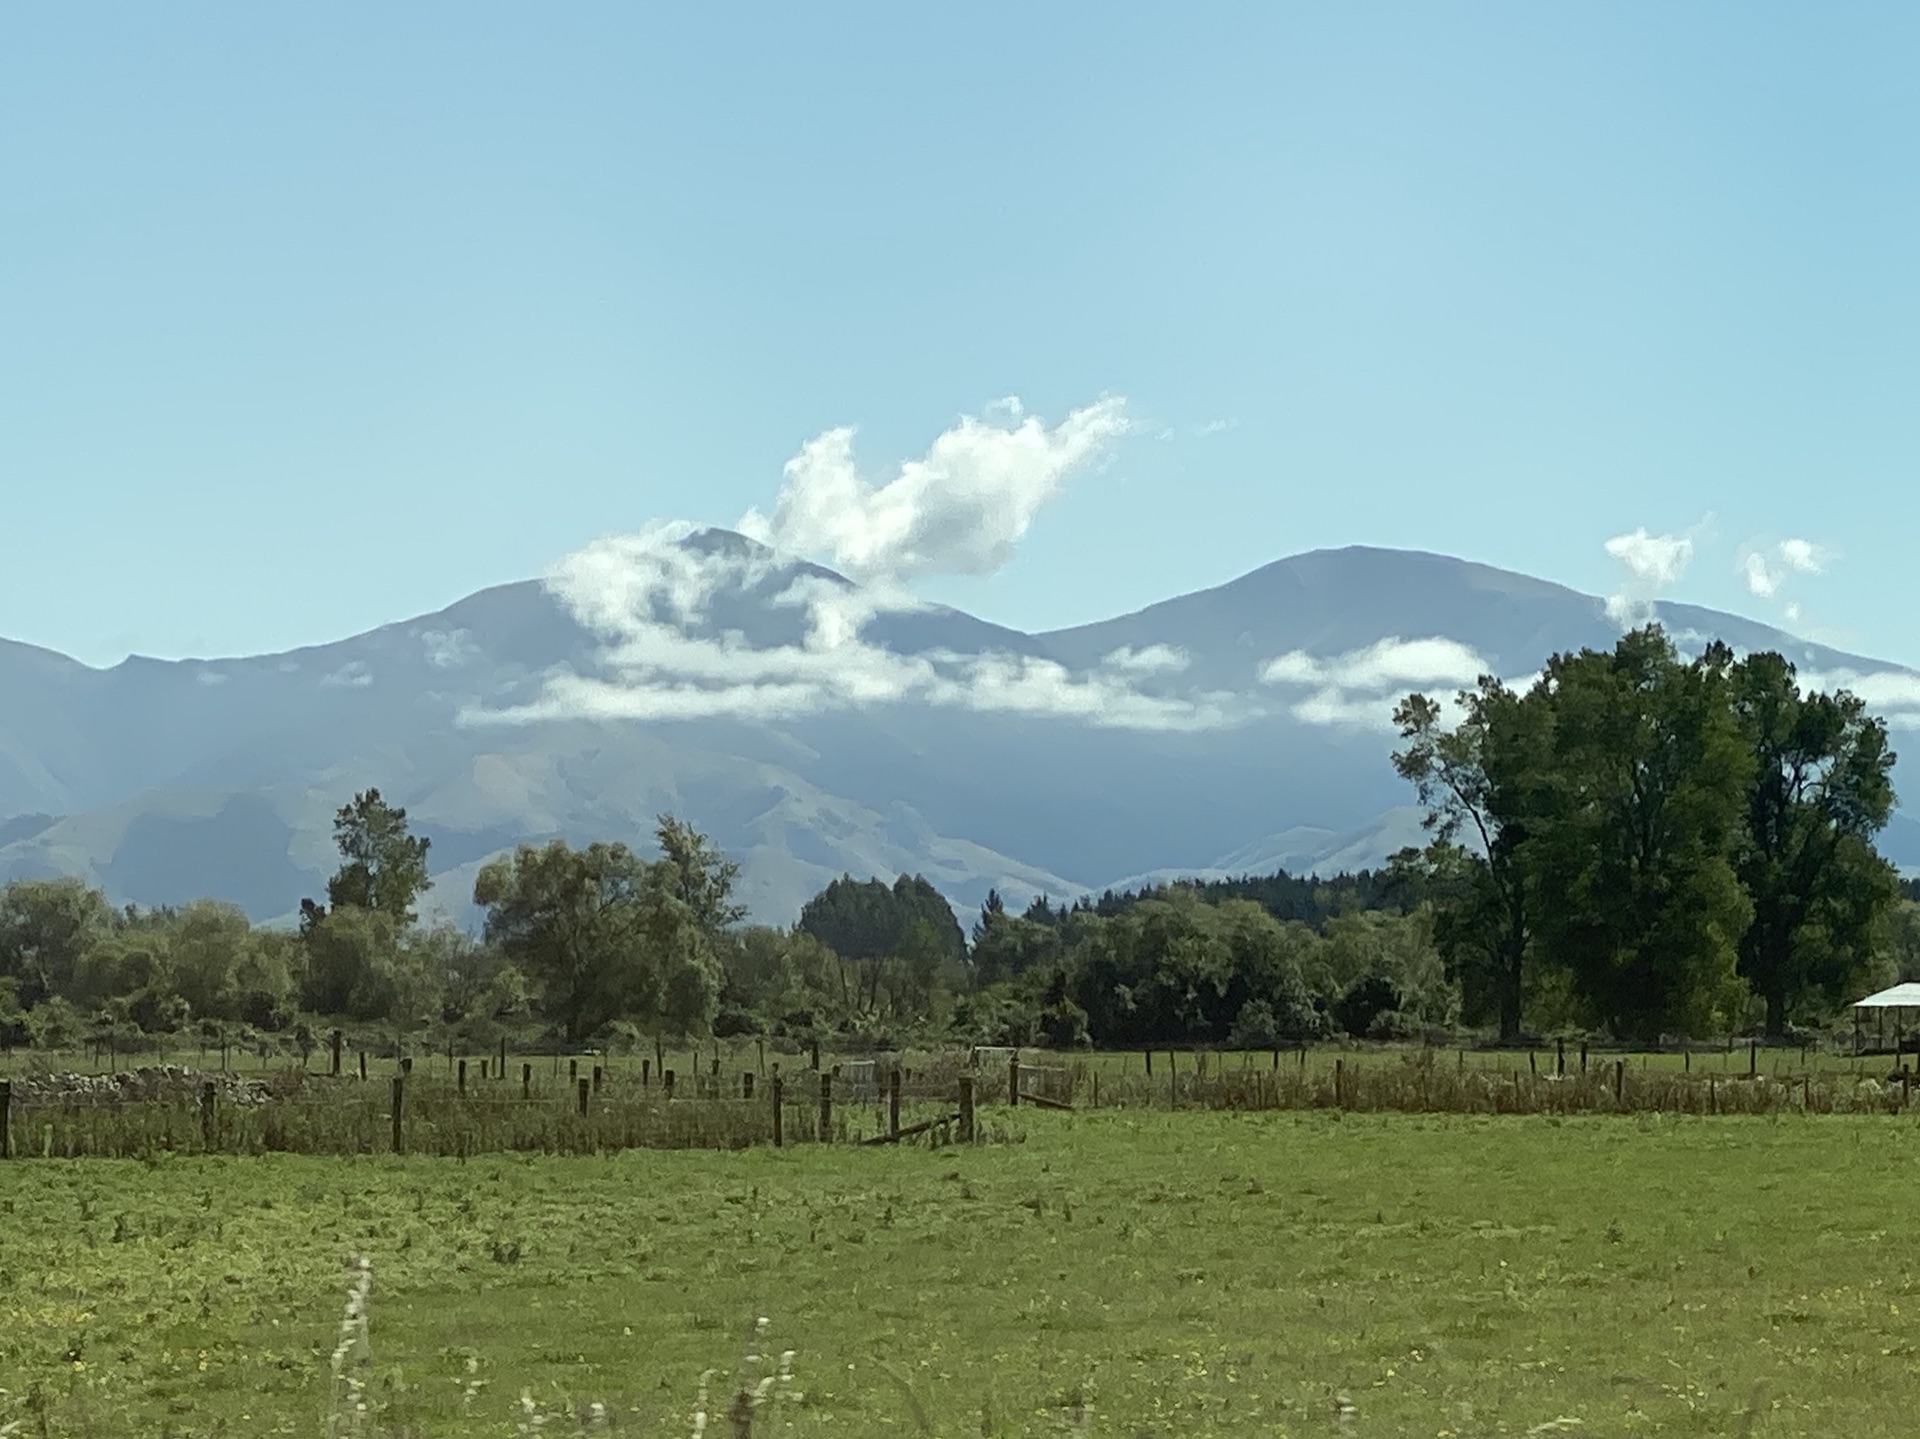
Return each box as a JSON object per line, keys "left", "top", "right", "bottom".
{"left": 2, "top": 534, "right": 1915, "bottom": 927}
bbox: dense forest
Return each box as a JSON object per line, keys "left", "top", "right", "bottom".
{"left": 1, "top": 625, "right": 1916, "bottom": 1055}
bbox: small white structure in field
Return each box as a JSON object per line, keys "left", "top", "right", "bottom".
{"left": 1851, "top": 982, "right": 1920, "bottom": 1056}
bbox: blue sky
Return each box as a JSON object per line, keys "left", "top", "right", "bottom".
{"left": 3, "top": 4, "right": 1916, "bottom": 669}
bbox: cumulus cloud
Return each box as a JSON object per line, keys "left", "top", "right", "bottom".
{"left": 1257, "top": 636, "right": 1494, "bottom": 730}
{"left": 1603, "top": 527, "right": 1694, "bottom": 627}
{"left": 466, "top": 397, "right": 1253, "bottom": 733}
{"left": 737, "top": 397, "right": 1129, "bottom": 584}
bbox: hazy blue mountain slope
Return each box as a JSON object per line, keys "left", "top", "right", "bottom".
{"left": 0, "top": 534, "right": 1911, "bottom": 921}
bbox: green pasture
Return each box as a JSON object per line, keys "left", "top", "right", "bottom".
{"left": 6, "top": 1110, "right": 1920, "bottom": 1437}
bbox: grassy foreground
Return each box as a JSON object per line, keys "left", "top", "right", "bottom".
{"left": 4, "top": 1112, "right": 1920, "bottom": 1437}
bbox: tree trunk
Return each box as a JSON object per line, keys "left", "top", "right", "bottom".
{"left": 1499, "top": 930, "right": 1525, "bottom": 1044}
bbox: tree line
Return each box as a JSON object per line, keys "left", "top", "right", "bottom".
{"left": 0, "top": 623, "right": 1915, "bottom": 1055}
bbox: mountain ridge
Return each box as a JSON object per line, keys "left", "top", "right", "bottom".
{"left": 2, "top": 537, "right": 1913, "bottom": 923}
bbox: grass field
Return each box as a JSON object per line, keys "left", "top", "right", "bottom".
{"left": 7, "top": 1109, "right": 1920, "bottom": 1437}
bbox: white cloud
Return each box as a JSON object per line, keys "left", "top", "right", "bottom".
{"left": 736, "top": 397, "right": 1129, "bottom": 584}
{"left": 1101, "top": 644, "right": 1191, "bottom": 676}
{"left": 1736, "top": 537, "right": 1834, "bottom": 629}
{"left": 467, "top": 397, "right": 1250, "bottom": 733}
{"left": 1778, "top": 538, "right": 1827, "bottom": 574}
{"left": 1799, "top": 666, "right": 1920, "bottom": 730}
{"left": 1604, "top": 527, "right": 1694, "bottom": 627}
{"left": 1257, "top": 636, "right": 1494, "bottom": 730}
{"left": 1259, "top": 636, "right": 1490, "bottom": 693}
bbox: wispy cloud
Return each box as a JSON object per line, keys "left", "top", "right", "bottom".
{"left": 1101, "top": 644, "right": 1191, "bottom": 676}
{"left": 1799, "top": 665, "right": 1920, "bottom": 731}
{"left": 1739, "top": 537, "right": 1833, "bottom": 630}
{"left": 321, "top": 661, "right": 373, "bottom": 689}
{"left": 466, "top": 398, "right": 1248, "bottom": 733}
{"left": 1258, "top": 636, "right": 1494, "bottom": 731}
{"left": 418, "top": 628, "right": 480, "bottom": 670}
{"left": 1603, "top": 526, "right": 1696, "bottom": 627}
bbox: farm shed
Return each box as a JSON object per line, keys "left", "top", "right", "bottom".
{"left": 1851, "top": 982, "right": 1920, "bottom": 1056}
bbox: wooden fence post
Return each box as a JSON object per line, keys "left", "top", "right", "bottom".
{"left": 592, "top": 1065, "right": 603, "bottom": 1093}
{"left": 1335, "top": 1058, "right": 1344, "bottom": 1109}
{"left": 771, "top": 1073, "right": 784, "bottom": 1147}
{"left": 1144, "top": 1049, "right": 1152, "bottom": 1077}
{"left": 0, "top": 1079, "right": 9, "bottom": 1160}
{"left": 889, "top": 1064, "right": 902, "bottom": 1139}
{"left": 391, "top": 1074, "right": 405, "bottom": 1154}
{"left": 742, "top": 1072, "right": 755, "bottom": 1100}
{"left": 458, "top": 1059, "right": 467, "bottom": 1095}
{"left": 642, "top": 1059, "right": 651, "bottom": 1088}
{"left": 1528, "top": 1051, "right": 1537, "bottom": 1077}
{"left": 359, "top": 1051, "right": 368, "bottom": 1082}
{"left": 810, "top": 1038, "right": 821, "bottom": 1071}
{"left": 569, "top": 1059, "right": 578, "bottom": 1084}
{"left": 1614, "top": 1060, "right": 1625, "bottom": 1105}
{"left": 522, "top": 1063, "right": 532, "bottom": 1099}
{"left": 1749, "top": 1039, "right": 1758, "bottom": 1078}
{"left": 200, "top": 1080, "right": 216, "bottom": 1149}
{"left": 664, "top": 1069, "right": 676, "bottom": 1101}
{"left": 480, "top": 1059, "right": 489, "bottom": 1081}
{"left": 1555, "top": 1037, "right": 1564, "bottom": 1076}
{"left": 498, "top": 1036, "right": 507, "bottom": 1079}
{"left": 330, "top": 1029, "right": 343, "bottom": 1078}
{"left": 577, "top": 1078, "right": 590, "bottom": 1116}
{"left": 818, "top": 1069, "right": 833, "bottom": 1142}
{"left": 1008, "top": 1051, "right": 1020, "bottom": 1107}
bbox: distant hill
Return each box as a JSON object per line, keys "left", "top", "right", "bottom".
{"left": 2, "top": 534, "right": 1914, "bottom": 923}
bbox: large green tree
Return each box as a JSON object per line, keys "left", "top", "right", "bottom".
{"left": 1529, "top": 630, "right": 1754, "bottom": 1040}
{"left": 0, "top": 877, "right": 113, "bottom": 1008}
{"left": 653, "top": 814, "right": 747, "bottom": 936}
{"left": 1730, "top": 651, "right": 1898, "bottom": 1035}
{"left": 473, "top": 840, "right": 719, "bottom": 1043}
{"left": 321, "top": 789, "right": 433, "bottom": 926}
{"left": 1393, "top": 678, "right": 1545, "bottom": 1041}
{"left": 796, "top": 873, "right": 967, "bottom": 1016}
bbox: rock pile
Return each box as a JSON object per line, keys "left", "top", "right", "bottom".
{"left": 5, "top": 1065, "right": 274, "bottom": 1106}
